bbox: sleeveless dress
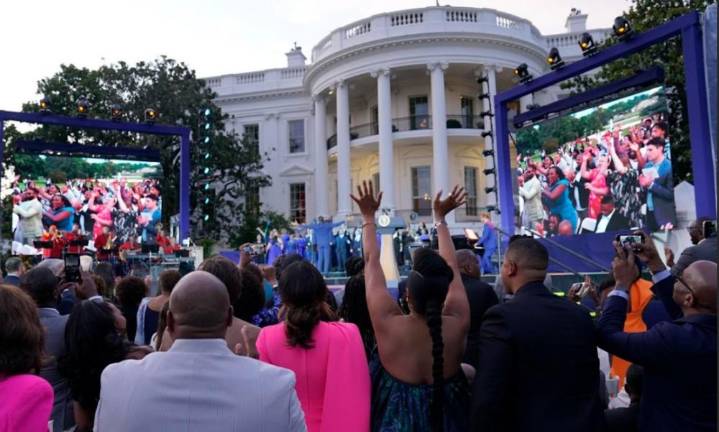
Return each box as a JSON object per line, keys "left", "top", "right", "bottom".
{"left": 548, "top": 179, "right": 578, "bottom": 232}
{"left": 370, "top": 353, "right": 470, "bottom": 432}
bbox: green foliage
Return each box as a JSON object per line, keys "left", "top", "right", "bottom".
{"left": 229, "top": 209, "right": 292, "bottom": 248}
{"left": 5, "top": 57, "right": 271, "bottom": 243}
{"left": 561, "top": 0, "right": 714, "bottom": 183}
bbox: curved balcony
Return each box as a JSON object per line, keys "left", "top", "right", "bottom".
{"left": 327, "top": 114, "right": 486, "bottom": 149}
{"left": 311, "top": 7, "right": 546, "bottom": 64}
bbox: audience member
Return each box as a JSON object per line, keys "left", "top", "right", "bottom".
{"left": 94, "top": 271, "right": 307, "bottom": 431}
{"left": 58, "top": 297, "right": 150, "bottom": 432}
{"left": 595, "top": 195, "right": 631, "bottom": 233}
{"left": 134, "top": 269, "right": 181, "bottom": 345}
{"left": 0, "top": 284, "right": 54, "bottom": 432}
{"left": 669, "top": 218, "right": 717, "bottom": 276}
{"left": 115, "top": 276, "right": 147, "bottom": 342}
{"left": 605, "top": 364, "right": 644, "bottom": 432}
{"left": 93, "top": 262, "right": 116, "bottom": 298}
{"left": 354, "top": 182, "right": 471, "bottom": 431}
{"left": 596, "top": 236, "right": 717, "bottom": 432}
{"left": 477, "top": 212, "right": 498, "bottom": 274}
{"left": 236, "top": 263, "right": 267, "bottom": 322}
{"left": 639, "top": 137, "right": 674, "bottom": 230}
{"left": 21, "top": 267, "right": 74, "bottom": 432}
{"left": 256, "top": 260, "right": 369, "bottom": 431}
{"left": 455, "top": 249, "right": 498, "bottom": 369}
{"left": 3, "top": 256, "right": 25, "bottom": 287}
{"left": 471, "top": 237, "right": 603, "bottom": 431}
{"left": 338, "top": 273, "right": 376, "bottom": 358}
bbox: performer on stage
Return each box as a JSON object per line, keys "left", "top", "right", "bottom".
{"left": 12, "top": 188, "right": 43, "bottom": 245}
{"left": 302, "top": 217, "right": 344, "bottom": 275}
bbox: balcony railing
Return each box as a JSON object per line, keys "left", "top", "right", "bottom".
{"left": 327, "top": 115, "right": 485, "bottom": 149}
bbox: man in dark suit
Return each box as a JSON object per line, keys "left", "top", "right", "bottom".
{"left": 471, "top": 237, "right": 603, "bottom": 431}
{"left": 671, "top": 218, "right": 717, "bottom": 276}
{"left": 455, "top": 249, "right": 498, "bottom": 369}
{"left": 638, "top": 137, "right": 675, "bottom": 230}
{"left": 2, "top": 256, "right": 25, "bottom": 287}
{"left": 595, "top": 195, "right": 631, "bottom": 233}
{"left": 22, "top": 267, "right": 74, "bottom": 432}
{"left": 597, "top": 236, "right": 716, "bottom": 432}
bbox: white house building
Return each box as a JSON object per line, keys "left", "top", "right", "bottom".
{"left": 205, "top": 6, "right": 609, "bottom": 226}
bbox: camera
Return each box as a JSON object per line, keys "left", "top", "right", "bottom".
{"left": 63, "top": 254, "right": 82, "bottom": 283}
{"left": 617, "top": 234, "right": 644, "bottom": 251}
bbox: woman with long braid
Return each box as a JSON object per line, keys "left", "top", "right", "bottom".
{"left": 352, "top": 181, "right": 470, "bottom": 431}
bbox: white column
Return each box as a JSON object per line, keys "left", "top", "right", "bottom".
{"left": 335, "top": 80, "right": 352, "bottom": 217}
{"left": 313, "top": 95, "right": 329, "bottom": 218}
{"left": 372, "top": 68, "right": 394, "bottom": 211}
{"left": 428, "top": 62, "right": 452, "bottom": 222}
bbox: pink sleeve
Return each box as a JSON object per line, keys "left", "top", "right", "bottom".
{"left": 320, "top": 323, "right": 371, "bottom": 432}
{"left": 12, "top": 377, "right": 53, "bottom": 432}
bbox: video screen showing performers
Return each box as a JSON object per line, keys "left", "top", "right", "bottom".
{"left": 11, "top": 153, "right": 163, "bottom": 254}
{"left": 513, "top": 86, "right": 675, "bottom": 237}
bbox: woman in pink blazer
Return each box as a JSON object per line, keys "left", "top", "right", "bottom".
{"left": 0, "top": 284, "right": 53, "bottom": 432}
{"left": 256, "top": 260, "right": 370, "bottom": 432}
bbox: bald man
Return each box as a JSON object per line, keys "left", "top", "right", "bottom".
{"left": 597, "top": 236, "right": 717, "bottom": 432}
{"left": 94, "top": 271, "right": 307, "bottom": 432}
{"left": 471, "top": 237, "right": 603, "bottom": 431}
{"left": 455, "top": 249, "right": 498, "bottom": 368}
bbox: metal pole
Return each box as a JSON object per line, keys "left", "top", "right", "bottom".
{"left": 0, "top": 121, "right": 4, "bottom": 253}
{"left": 179, "top": 132, "right": 191, "bottom": 242}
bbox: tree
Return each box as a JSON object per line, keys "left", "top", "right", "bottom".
{"left": 561, "top": 0, "right": 714, "bottom": 183}
{"left": 6, "top": 57, "right": 271, "bottom": 243}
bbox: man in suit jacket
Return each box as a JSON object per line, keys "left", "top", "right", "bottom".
{"left": 671, "top": 219, "right": 717, "bottom": 276}
{"left": 2, "top": 256, "right": 25, "bottom": 287}
{"left": 639, "top": 137, "right": 674, "bottom": 230}
{"left": 595, "top": 195, "right": 631, "bottom": 233}
{"left": 471, "top": 237, "right": 603, "bottom": 431}
{"left": 597, "top": 238, "right": 717, "bottom": 432}
{"left": 94, "top": 271, "right": 306, "bottom": 432}
{"left": 22, "top": 267, "right": 74, "bottom": 432}
{"left": 455, "top": 249, "right": 498, "bottom": 368}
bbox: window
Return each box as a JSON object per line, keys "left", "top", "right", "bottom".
{"left": 246, "top": 184, "right": 260, "bottom": 218}
{"left": 370, "top": 106, "right": 379, "bottom": 135}
{"left": 460, "top": 96, "right": 474, "bottom": 128}
{"left": 409, "top": 96, "right": 429, "bottom": 130}
{"left": 243, "top": 123, "right": 259, "bottom": 155}
{"left": 411, "top": 166, "right": 432, "bottom": 216}
{"left": 289, "top": 183, "right": 306, "bottom": 223}
{"left": 288, "top": 119, "right": 305, "bottom": 153}
{"left": 464, "top": 167, "right": 478, "bottom": 216}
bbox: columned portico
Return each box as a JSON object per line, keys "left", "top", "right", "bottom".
{"left": 335, "top": 81, "right": 352, "bottom": 217}
{"left": 373, "top": 68, "right": 395, "bottom": 212}
{"left": 313, "top": 95, "right": 329, "bottom": 217}
{"left": 428, "top": 62, "right": 452, "bottom": 222}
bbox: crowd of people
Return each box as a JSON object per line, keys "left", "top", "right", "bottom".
{"left": 0, "top": 180, "right": 715, "bottom": 432}
{"left": 11, "top": 177, "right": 163, "bottom": 254}
{"left": 516, "top": 114, "right": 675, "bottom": 237}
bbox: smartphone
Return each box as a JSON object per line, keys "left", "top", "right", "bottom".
{"left": 617, "top": 233, "right": 644, "bottom": 250}
{"left": 63, "top": 254, "right": 82, "bottom": 283}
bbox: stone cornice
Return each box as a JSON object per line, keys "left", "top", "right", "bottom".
{"left": 214, "top": 88, "right": 307, "bottom": 104}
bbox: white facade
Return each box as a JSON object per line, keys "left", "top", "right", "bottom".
{"left": 206, "top": 6, "right": 608, "bottom": 226}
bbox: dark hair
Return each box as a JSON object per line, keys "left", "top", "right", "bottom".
{"left": 154, "top": 302, "right": 170, "bottom": 351}
{"left": 0, "top": 285, "right": 45, "bottom": 375}
{"left": 52, "top": 193, "right": 72, "bottom": 208}
{"left": 274, "top": 253, "right": 304, "bottom": 281}
{"left": 278, "top": 261, "right": 337, "bottom": 348}
{"left": 158, "top": 269, "right": 182, "bottom": 295}
{"left": 646, "top": 137, "right": 665, "bottom": 148}
{"left": 597, "top": 277, "right": 616, "bottom": 294}
{"left": 58, "top": 300, "right": 129, "bottom": 416}
{"left": 198, "top": 256, "right": 242, "bottom": 305}
{"left": 94, "top": 262, "right": 116, "bottom": 296}
{"left": 92, "top": 275, "right": 107, "bottom": 298}
{"left": 236, "top": 264, "right": 266, "bottom": 321}
{"left": 652, "top": 121, "right": 667, "bottom": 135}
{"left": 409, "top": 248, "right": 453, "bottom": 431}
{"left": 601, "top": 194, "right": 614, "bottom": 205}
{"left": 339, "top": 274, "right": 375, "bottom": 356}
{"left": 21, "top": 267, "right": 59, "bottom": 307}
{"left": 506, "top": 238, "right": 549, "bottom": 271}
{"left": 345, "top": 256, "right": 365, "bottom": 277}
{"left": 625, "top": 363, "right": 644, "bottom": 400}
{"left": 115, "top": 276, "right": 147, "bottom": 309}
{"left": 5, "top": 256, "right": 22, "bottom": 274}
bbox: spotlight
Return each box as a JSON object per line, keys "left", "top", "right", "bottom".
{"left": 39, "top": 98, "right": 50, "bottom": 113}
{"left": 76, "top": 98, "right": 90, "bottom": 118}
{"left": 203, "top": 167, "right": 210, "bottom": 175}
{"left": 203, "top": 214, "right": 210, "bottom": 222}
{"left": 204, "top": 152, "right": 210, "bottom": 160}
{"left": 203, "top": 184, "right": 210, "bottom": 191}
{"left": 204, "top": 197, "right": 211, "bottom": 205}
{"left": 476, "top": 76, "right": 489, "bottom": 85}
{"left": 486, "top": 205, "right": 501, "bottom": 214}
{"left": 482, "top": 149, "right": 494, "bottom": 157}
{"left": 479, "top": 111, "right": 494, "bottom": 118}
{"left": 546, "top": 47, "right": 564, "bottom": 70}
{"left": 203, "top": 108, "right": 211, "bottom": 117}
{"left": 144, "top": 108, "right": 158, "bottom": 123}
{"left": 579, "top": 32, "right": 597, "bottom": 56}
{"left": 514, "top": 63, "right": 532, "bottom": 84}
{"left": 477, "top": 93, "right": 490, "bottom": 101}
{"left": 484, "top": 187, "right": 496, "bottom": 194}
{"left": 110, "top": 104, "right": 123, "bottom": 121}
{"left": 481, "top": 131, "right": 492, "bottom": 138}
{"left": 483, "top": 168, "right": 495, "bottom": 176}
{"left": 203, "top": 137, "right": 210, "bottom": 144}
{"left": 613, "top": 16, "right": 632, "bottom": 40}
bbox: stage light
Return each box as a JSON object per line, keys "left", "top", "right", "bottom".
{"left": 579, "top": 32, "right": 597, "bottom": 56}
{"left": 514, "top": 63, "right": 532, "bottom": 84}
{"left": 204, "top": 123, "right": 210, "bottom": 130}
{"left": 203, "top": 136, "right": 210, "bottom": 144}
{"left": 482, "top": 149, "right": 494, "bottom": 157}
{"left": 144, "top": 108, "right": 158, "bottom": 123}
{"left": 484, "top": 187, "right": 496, "bottom": 194}
{"left": 477, "top": 93, "right": 490, "bottom": 101}
{"left": 203, "top": 184, "right": 210, "bottom": 191}
{"left": 204, "top": 152, "right": 210, "bottom": 160}
{"left": 203, "top": 214, "right": 210, "bottom": 222}
{"left": 481, "top": 131, "right": 493, "bottom": 138}
{"left": 479, "top": 111, "right": 494, "bottom": 118}
{"left": 203, "top": 167, "right": 210, "bottom": 175}
{"left": 546, "top": 48, "right": 564, "bottom": 70}
{"left": 204, "top": 197, "right": 211, "bottom": 205}
{"left": 483, "top": 168, "right": 495, "bottom": 176}
{"left": 39, "top": 98, "right": 50, "bottom": 113}
{"left": 203, "top": 108, "right": 211, "bottom": 117}
{"left": 486, "top": 205, "right": 501, "bottom": 214}
{"left": 476, "top": 76, "right": 489, "bottom": 85}
{"left": 76, "top": 98, "right": 89, "bottom": 118}
{"left": 110, "top": 104, "right": 123, "bottom": 121}
{"left": 613, "top": 16, "right": 632, "bottom": 40}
